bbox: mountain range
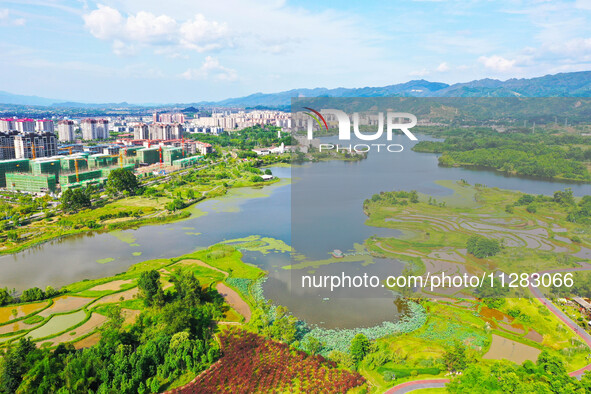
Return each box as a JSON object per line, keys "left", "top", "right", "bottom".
{"left": 1, "top": 71, "right": 591, "bottom": 108}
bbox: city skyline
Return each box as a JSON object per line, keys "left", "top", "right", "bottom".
{"left": 1, "top": 0, "right": 591, "bottom": 103}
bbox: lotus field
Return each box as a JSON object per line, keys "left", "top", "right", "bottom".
{"left": 187, "top": 328, "right": 366, "bottom": 393}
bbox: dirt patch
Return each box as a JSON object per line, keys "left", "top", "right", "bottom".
{"left": 174, "top": 259, "right": 228, "bottom": 277}
{"left": 483, "top": 334, "right": 541, "bottom": 364}
{"left": 498, "top": 322, "right": 525, "bottom": 335}
{"left": 216, "top": 283, "right": 250, "bottom": 322}
{"left": 74, "top": 332, "right": 101, "bottom": 349}
{"left": 38, "top": 296, "right": 94, "bottom": 317}
{"left": 88, "top": 279, "right": 134, "bottom": 292}
{"left": 93, "top": 288, "right": 139, "bottom": 306}
{"left": 524, "top": 329, "right": 544, "bottom": 343}
{"left": 122, "top": 308, "right": 141, "bottom": 326}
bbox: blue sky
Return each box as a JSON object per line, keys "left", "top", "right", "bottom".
{"left": 0, "top": 0, "right": 590, "bottom": 103}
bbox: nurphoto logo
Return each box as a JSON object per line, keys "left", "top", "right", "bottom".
{"left": 301, "top": 107, "right": 418, "bottom": 153}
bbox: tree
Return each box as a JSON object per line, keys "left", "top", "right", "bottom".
{"left": 350, "top": 334, "right": 370, "bottom": 366}
{"left": 301, "top": 336, "right": 323, "bottom": 355}
{"left": 443, "top": 341, "right": 468, "bottom": 372}
{"left": 264, "top": 169, "right": 272, "bottom": 175}
{"left": 6, "top": 230, "right": 18, "bottom": 242}
{"left": 0, "top": 287, "right": 13, "bottom": 305}
{"left": 1, "top": 338, "right": 38, "bottom": 393}
{"left": 466, "top": 235, "right": 500, "bottom": 258}
{"left": 165, "top": 198, "right": 185, "bottom": 212}
{"left": 61, "top": 188, "right": 91, "bottom": 212}
{"left": 170, "top": 269, "right": 202, "bottom": 308}
{"left": 186, "top": 189, "right": 195, "bottom": 200}
{"left": 553, "top": 188, "right": 575, "bottom": 206}
{"left": 21, "top": 287, "right": 45, "bottom": 302}
{"left": 106, "top": 168, "right": 139, "bottom": 196}
{"left": 138, "top": 270, "right": 164, "bottom": 307}
{"left": 329, "top": 350, "right": 355, "bottom": 369}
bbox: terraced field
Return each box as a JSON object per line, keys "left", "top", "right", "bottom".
{"left": 366, "top": 180, "right": 588, "bottom": 298}
{"left": 0, "top": 249, "right": 251, "bottom": 349}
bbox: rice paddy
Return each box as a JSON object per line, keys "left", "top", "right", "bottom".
{"left": 27, "top": 310, "right": 87, "bottom": 340}
{"left": 483, "top": 334, "right": 541, "bottom": 364}
{"left": 0, "top": 250, "right": 252, "bottom": 349}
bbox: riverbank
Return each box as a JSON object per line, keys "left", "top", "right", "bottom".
{"left": 0, "top": 161, "right": 282, "bottom": 256}
{"left": 0, "top": 243, "right": 263, "bottom": 349}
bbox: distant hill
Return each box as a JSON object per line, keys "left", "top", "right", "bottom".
{"left": 431, "top": 72, "right": 591, "bottom": 98}
{"left": 1, "top": 71, "right": 590, "bottom": 108}
{"left": 0, "top": 90, "right": 65, "bottom": 106}
{"left": 212, "top": 80, "right": 450, "bottom": 107}
{"left": 210, "top": 71, "right": 591, "bottom": 107}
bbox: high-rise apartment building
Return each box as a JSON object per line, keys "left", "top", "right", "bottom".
{"left": 172, "top": 113, "right": 185, "bottom": 123}
{"left": 148, "top": 123, "right": 183, "bottom": 140}
{"left": 15, "top": 119, "right": 35, "bottom": 133}
{"left": 14, "top": 132, "right": 58, "bottom": 159}
{"left": 57, "top": 120, "right": 75, "bottom": 142}
{"left": 36, "top": 119, "right": 54, "bottom": 133}
{"left": 133, "top": 123, "right": 149, "bottom": 140}
{"left": 81, "top": 119, "right": 109, "bottom": 140}
{"left": 0, "top": 119, "right": 14, "bottom": 132}
{"left": 0, "top": 131, "right": 17, "bottom": 160}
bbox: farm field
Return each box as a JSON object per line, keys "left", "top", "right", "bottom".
{"left": 365, "top": 180, "right": 590, "bottom": 296}
{"left": 2, "top": 178, "right": 591, "bottom": 393}
{"left": 355, "top": 181, "right": 591, "bottom": 391}
{"left": 184, "top": 328, "right": 366, "bottom": 393}
{"left": 0, "top": 243, "right": 258, "bottom": 350}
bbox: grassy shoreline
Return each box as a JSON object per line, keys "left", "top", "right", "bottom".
{"left": 0, "top": 173, "right": 283, "bottom": 256}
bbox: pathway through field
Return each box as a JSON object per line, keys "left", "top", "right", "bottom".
{"left": 385, "top": 264, "right": 591, "bottom": 393}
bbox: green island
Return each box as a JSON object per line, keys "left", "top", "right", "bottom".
{"left": 413, "top": 127, "right": 591, "bottom": 182}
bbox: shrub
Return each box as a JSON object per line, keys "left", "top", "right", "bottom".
{"left": 466, "top": 236, "right": 500, "bottom": 258}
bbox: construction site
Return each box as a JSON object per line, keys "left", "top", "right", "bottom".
{"left": 0, "top": 145, "right": 205, "bottom": 194}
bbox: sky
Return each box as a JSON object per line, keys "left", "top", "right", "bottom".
{"left": 0, "top": 0, "right": 590, "bottom": 103}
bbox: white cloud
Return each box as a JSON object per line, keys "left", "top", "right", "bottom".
{"left": 181, "top": 56, "right": 237, "bottom": 81}
{"left": 436, "top": 62, "right": 450, "bottom": 72}
{"left": 180, "top": 14, "right": 231, "bottom": 52}
{"left": 0, "top": 8, "right": 26, "bottom": 26}
{"left": 83, "top": 5, "right": 123, "bottom": 40}
{"left": 83, "top": 5, "right": 231, "bottom": 54}
{"left": 478, "top": 55, "right": 517, "bottom": 72}
{"left": 125, "top": 11, "right": 177, "bottom": 44}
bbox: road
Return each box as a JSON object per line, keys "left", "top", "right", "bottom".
{"left": 385, "top": 265, "right": 591, "bottom": 393}
{"left": 385, "top": 379, "right": 450, "bottom": 393}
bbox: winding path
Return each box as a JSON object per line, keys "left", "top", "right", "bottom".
{"left": 385, "top": 265, "right": 591, "bottom": 393}
{"left": 179, "top": 259, "right": 251, "bottom": 322}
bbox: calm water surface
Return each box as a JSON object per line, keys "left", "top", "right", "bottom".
{"left": 1, "top": 136, "right": 589, "bottom": 328}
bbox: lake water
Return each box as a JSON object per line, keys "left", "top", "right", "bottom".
{"left": 1, "top": 135, "right": 589, "bottom": 328}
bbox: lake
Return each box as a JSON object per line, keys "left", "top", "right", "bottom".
{"left": 1, "top": 135, "right": 589, "bottom": 328}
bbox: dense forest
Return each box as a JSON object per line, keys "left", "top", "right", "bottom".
{"left": 0, "top": 269, "right": 223, "bottom": 394}
{"left": 413, "top": 129, "right": 591, "bottom": 181}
